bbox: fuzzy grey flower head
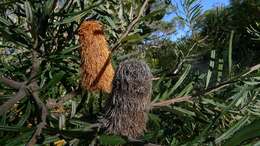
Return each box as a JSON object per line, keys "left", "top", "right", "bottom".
{"left": 103, "top": 59, "right": 153, "bottom": 138}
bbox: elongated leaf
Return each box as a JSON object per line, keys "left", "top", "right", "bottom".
{"left": 140, "top": 6, "right": 167, "bottom": 21}
{"left": 215, "top": 116, "right": 250, "bottom": 143}
{"left": 24, "top": 1, "right": 33, "bottom": 24}
{"left": 223, "top": 119, "right": 260, "bottom": 146}
{"left": 161, "top": 65, "right": 191, "bottom": 100}
{"left": 46, "top": 71, "right": 65, "bottom": 89}
{"left": 121, "top": 33, "right": 143, "bottom": 43}
{"left": 193, "top": 88, "right": 246, "bottom": 144}
{"left": 206, "top": 50, "right": 215, "bottom": 89}
{"left": 55, "top": 0, "right": 104, "bottom": 25}
{"left": 59, "top": 114, "right": 66, "bottom": 130}
{"left": 0, "top": 125, "right": 26, "bottom": 132}
{"left": 17, "top": 101, "right": 31, "bottom": 127}
{"left": 217, "top": 58, "right": 223, "bottom": 84}
{"left": 0, "top": 27, "right": 30, "bottom": 48}
{"left": 104, "top": 16, "right": 116, "bottom": 30}
{"left": 177, "top": 81, "right": 194, "bottom": 96}
{"left": 228, "top": 30, "right": 234, "bottom": 76}
{"left": 69, "top": 119, "right": 92, "bottom": 127}
{"left": 173, "top": 106, "right": 196, "bottom": 117}
{"left": 0, "top": 16, "right": 12, "bottom": 26}
{"left": 61, "top": 45, "right": 80, "bottom": 55}
{"left": 42, "top": 135, "right": 60, "bottom": 144}
{"left": 43, "top": 0, "right": 56, "bottom": 16}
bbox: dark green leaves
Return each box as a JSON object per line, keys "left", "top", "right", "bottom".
{"left": 223, "top": 119, "right": 260, "bottom": 146}
{"left": 45, "top": 71, "right": 65, "bottom": 89}
{"left": 43, "top": 0, "right": 57, "bottom": 16}
{"left": 0, "top": 17, "right": 12, "bottom": 26}
{"left": 24, "top": 1, "right": 33, "bottom": 24}
{"left": 99, "top": 135, "right": 126, "bottom": 145}
{"left": 55, "top": 0, "right": 104, "bottom": 25}
{"left": 161, "top": 65, "right": 191, "bottom": 100}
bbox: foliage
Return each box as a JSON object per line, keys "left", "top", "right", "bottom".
{"left": 199, "top": 0, "right": 260, "bottom": 68}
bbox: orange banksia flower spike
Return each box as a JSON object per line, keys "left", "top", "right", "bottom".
{"left": 78, "top": 20, "right": 114, "bottom": 93}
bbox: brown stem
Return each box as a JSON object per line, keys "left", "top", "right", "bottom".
{"left": 242, "top": 64, "right": 260, "bottom": 77}
{"left": 27, "top": 82, "right": 47, "bottom": 146}
{"left": 151, "top": 96, "right": 192, "bottom": 108}
{"left": 0, "top": 87, "right": 27, "bottom": 115}
{"left": 30, "top": 50, "right": 41, "bottom": 79}
{"left": 0, "top": 77, "right": 24, "bottom": 89}
{"left": 27, "top": 45, "right": 47, "bottom": 146}
{"left": 152, "top": 63, "right": 260, "bottom": 108}
{"left": 58, "top": 91, "right": 78, "bottom": 105}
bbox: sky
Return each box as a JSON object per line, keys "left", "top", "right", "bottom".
{"left": 163, "top": 0, "right": 230, "bottom": 40}
{"left": 203, "top": 0, "right": 229, "bottom": 10}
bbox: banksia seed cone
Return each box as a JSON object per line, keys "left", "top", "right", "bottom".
{"left": 78, "top": 20, "right": 114, "bottom": 93}
{"left": 103, "top": 59, "right": 153, "bottom": 138}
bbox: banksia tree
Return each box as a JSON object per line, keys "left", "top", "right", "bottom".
{"left": 103, "top": 59, "right": 153, "bottom": 138}
{"left": 78, "top": 20, "right": 114, "bottom": 93}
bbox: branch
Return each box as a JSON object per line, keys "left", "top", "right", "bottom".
{"left": 111, "top": 0, "right": 150, "bottom": 51}
{"left": 27, "top": 46, "right": 46, "bottom": 146}
{"left": 194, "top": 63, "right": 260, "bottom": 97}
{"left": 0, "top": 87, "right": 27, "bottom": 115}
{"left": 242, "top": 64, "right": 260, "bottom": 77}
{"left": 27, "top": 122, "right": 46, "bottom": 146}
{"left": 27, "top": 83, "right": 48, "bottom": 146}
{"left": 0, "top": 76, "right": 24, "bottom": 89}
{"left": 46, "top": 91, "right": 78, "bottom": 110}
{"left": 152, "top": 63, "right": 260, "bottom": 108}
{"left": 58, "top": 90, "right": 78, "bottom": 104}
{"left": 30, "top": 50, "right": 41, "bottom": 80}
{"left": 151, "top": 96, "right": 192, "bottom": 108}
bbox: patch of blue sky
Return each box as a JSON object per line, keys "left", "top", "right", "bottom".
{"left": 163, "top": 0, "right": 230, "bottom": 40}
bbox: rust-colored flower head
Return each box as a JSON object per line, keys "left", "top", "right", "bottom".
{"left": 103, "top": 59, "right": 153, "bottom": 138}
{"left": 78, "top": 20, "right": 114, "bottom": 93}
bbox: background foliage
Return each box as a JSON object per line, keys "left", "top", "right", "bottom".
{"left": 0, "top": 0, "right": 259, "bottom": 145}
